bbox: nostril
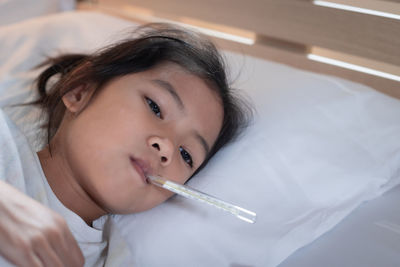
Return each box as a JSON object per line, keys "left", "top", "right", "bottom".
{"left": 152, "top": 143, "right": 160, "bottom": 151}
{"left": 161, "top": 156, "right": 167, "bottom": 163}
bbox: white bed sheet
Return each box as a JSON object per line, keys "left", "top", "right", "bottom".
{"left": 0, "top": 11, "right": 399, "bottom": 267}
{"left": 279, "top": 184, "right": 400, "bottom": 266}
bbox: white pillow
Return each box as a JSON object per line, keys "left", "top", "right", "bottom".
{"left": 112, "top": 54, "right": 400, "bottom": 266}
{"left": 0, "top": 11, "right": 399, "bottom": 267}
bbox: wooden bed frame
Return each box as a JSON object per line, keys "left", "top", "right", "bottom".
{"left": 79, "top": 0, "right": 400, "bottom": 99}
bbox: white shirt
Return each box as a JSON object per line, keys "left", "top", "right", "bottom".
{"left": 0, "top": 109, "right": 110, "bottom": 266}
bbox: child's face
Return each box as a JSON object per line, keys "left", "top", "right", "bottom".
{"left": 61, "top": 62, "right": 223, "bottom": 214}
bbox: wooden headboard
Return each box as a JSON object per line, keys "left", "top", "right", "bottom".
{"left": 79, "top": 0, "right": 400, "bottom": 98}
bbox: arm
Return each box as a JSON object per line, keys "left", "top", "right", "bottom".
{"left": 0, "top": 180, "right": 84, "bottom": 267}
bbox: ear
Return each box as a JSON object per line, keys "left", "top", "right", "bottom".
{"left": 62, "top": 85, "right": 93, "bottom": 114}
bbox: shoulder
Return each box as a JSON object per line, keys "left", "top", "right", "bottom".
{"left": 0, "top": 108, "right": 26, "bottom": 153}
{"left": 0, "top": 108, "right": 35, "bottom": 190}
{"left": 0, "top": 108, "right": 20, "bottom": 154}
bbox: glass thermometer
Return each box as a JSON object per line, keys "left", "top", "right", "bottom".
{"left": 147, "top": 175, "right": 257, "bottom": 224}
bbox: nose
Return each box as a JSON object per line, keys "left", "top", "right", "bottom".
{"left": 148, "top": 136, "right": 175, "bottom": 166}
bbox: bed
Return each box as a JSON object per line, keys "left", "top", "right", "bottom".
{"left": 0, "top": 1, "right": 399, "bottom": 266}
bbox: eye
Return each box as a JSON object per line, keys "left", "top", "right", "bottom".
{"left": 146, "top": 97, "right": 162, "bottom": 118}
{"left": 179, "top": 147, "right": 193, "bottom": 168}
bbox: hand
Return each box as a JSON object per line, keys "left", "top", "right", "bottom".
{"left": 0, "top": 180, "right": 84, "bottom": 267}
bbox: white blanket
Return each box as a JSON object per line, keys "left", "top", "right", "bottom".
{"left": 0, "top": 109, "right": 110, "bottom": 266}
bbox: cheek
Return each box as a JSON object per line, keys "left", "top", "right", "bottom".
{"left": 71, "top": 99, "right": 150, "bottom": 145}
{"left": 65, "top": 103, "right": 149, "bottom": 167}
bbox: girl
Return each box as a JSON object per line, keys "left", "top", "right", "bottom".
{"left": 0, "top": 23, "right": 249, "bottom": 266}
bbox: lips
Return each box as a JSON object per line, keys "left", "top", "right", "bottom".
{"left": 129, "top": 157, "right": 151, "bottom": 184}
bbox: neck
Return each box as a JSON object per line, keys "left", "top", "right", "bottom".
{"left": 37, "top": 145, "right": 107, "bottom": 225}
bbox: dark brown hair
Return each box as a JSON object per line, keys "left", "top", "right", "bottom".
{"left": 34, "top": 23, "right": 251, "bottom": 177}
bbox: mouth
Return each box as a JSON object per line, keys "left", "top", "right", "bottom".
{"left": 129, "top": 156, "right": 151, "bottom": 184}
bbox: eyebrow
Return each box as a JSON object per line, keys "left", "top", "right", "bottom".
{"left": 195, "top": 132, "right": 210, "bottom": 156}
{"left": 151, "top": 79, "right": 184, "bottom": 110}
{"left": 150, "top": 78, "right": 210, "bottom": 156}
